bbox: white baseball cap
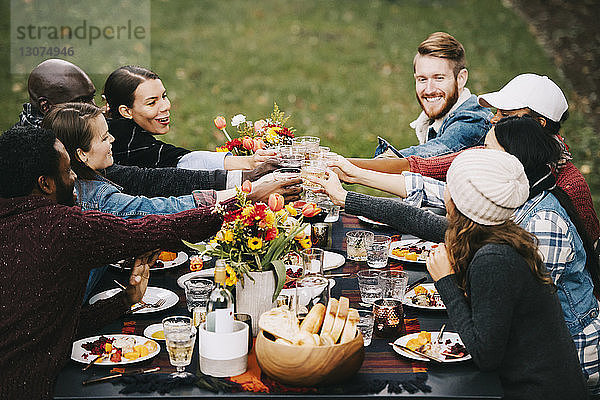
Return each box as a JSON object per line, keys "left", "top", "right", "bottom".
{"left": 477, "top": 74, "right": 568, "bottom": 122}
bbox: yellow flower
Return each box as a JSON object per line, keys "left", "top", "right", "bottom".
{"left": 285, "top": 204, "right": 298, "bottom": 216}
{"left": 276, "top": 209, "right": 288, "bottom": 222}
{"left": 242, "top": 205, "right": 254, "bottom": 217}
{"left": 216, "top": 146, "right": 229, "bottom": 152}
{"left": 225, "top": 265, "right": 238, "bottom": 286}
{"left": 222, "top": 230, "right": 234, "bottom": 242}
{"left": 298, "top": 236, "right": 312, "bottom": 249}
{"left": 264, "top": 210, "right": 276, "bottom": 227}
{"left": 248, "top": 237, "right": 263, "bottom": 250}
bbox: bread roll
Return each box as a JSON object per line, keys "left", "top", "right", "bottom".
{"left": 340, "top": 308, "right": 359, "bottom": 343}
{"left": 319, "top": 332, "right": 335, "bottom": 346}
{"left": 259, "top": 306, "right": 300, "bottom": 342}
{"left": 320, "top": 298, "right": 338, "bottom": 335}
{"left": 300, "top": 303, "right": 326, "bottom": 334}
{"left": 330, "top": 296, "right": 349, "bottom": 343}
{"left": 293, "top": 330, "right": 317, "bottom": 346}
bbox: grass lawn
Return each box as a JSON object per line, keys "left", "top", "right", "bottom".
{"left": 0, "top": 0, "right": 597, "bottom": 208}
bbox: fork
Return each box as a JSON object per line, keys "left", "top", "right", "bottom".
{"left": 130, "top": 298, "right": 166, "bottom": 313}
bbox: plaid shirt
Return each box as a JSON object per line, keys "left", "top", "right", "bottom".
{"left": 404, "top": 172, "right": 600, "bottom": 392}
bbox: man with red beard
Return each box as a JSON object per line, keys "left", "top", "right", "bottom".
{"left": 374, "top": 32, "right": 492, "bottom": 158}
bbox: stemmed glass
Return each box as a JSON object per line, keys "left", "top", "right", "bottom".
{"left": 162, "top": 316, "right": 196, "bottom": 378}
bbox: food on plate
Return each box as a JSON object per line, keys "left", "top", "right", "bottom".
{"left": 391, "top": 243, "right": 437, "bottom": 262}
{"left": 283, "top": 267, "right": 303, "bottom": 289}
{"left": 259, "top": 296, "right": 358, "bottom": 347}
{"left": 410, "top": 285, "right": 445, "bottom": 308}
{"left": 151, "top": 330, "right": 165, "bottom": 340}
{"left": 405, "top": 330, "right": 468, "bottom": 360}
{"left": 158, "top": 251, "right": 178, "bottom": 261}
{"left": 80, "top": 336, "right": 157, "bottom": 363}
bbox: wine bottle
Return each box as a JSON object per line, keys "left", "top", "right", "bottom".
{"left": 205, "top": 260, "right": 234, "bottom": 333}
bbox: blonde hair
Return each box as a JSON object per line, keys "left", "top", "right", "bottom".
{"left": 414, "top": 32, "right": 466, "bottom": 77}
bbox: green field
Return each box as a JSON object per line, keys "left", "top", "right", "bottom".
{"left": 1, "top": 0, "right": 597, "bottom": 208}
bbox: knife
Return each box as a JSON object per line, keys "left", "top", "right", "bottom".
{"left": 81, "top": 354, "right": 104, "bottom": 371}
{"left": 323, "top": 273, "right": 352, "bottom": 278}
{"left": 389, "top": 342, "right": 444, "bottom": 363}
{"left": 82, "top": 366, "right": 160, "bottom": 385}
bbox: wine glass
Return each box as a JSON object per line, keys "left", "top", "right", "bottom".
{"left": 162, "top": 316, "right": 196, "bottom": 378}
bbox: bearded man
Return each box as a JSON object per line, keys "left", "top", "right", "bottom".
{"left": 374, "top": 32, "right": 492, "bottom": 158}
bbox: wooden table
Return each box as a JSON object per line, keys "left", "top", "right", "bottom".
{"left": 53, "top": 213, "right": 502, "bottom": 399}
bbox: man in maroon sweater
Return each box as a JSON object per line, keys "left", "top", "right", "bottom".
{"left": 0, "top": 125, "right": 226, "bottom": 399}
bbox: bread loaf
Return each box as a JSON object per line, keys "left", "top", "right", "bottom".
{"left": 340, "top": 308, "right": 359, "bottom": 343}
{"left": 320, "top": 298, "right": 338, "bottom": 335}
{"left": 329, "top": 296, "right": 349, "bottom": 343}
{"left": 300, "top": 303, "right": 326, "bottom": 333}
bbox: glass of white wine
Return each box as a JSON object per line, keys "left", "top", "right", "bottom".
{"left": 162, "top": 316, "right": 196, "bottom": 378}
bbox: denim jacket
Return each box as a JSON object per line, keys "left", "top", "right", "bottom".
{"left": 75, "top": 178, "right": 198, "bottom": 219}
{"left": 517, "top": 192, "right": 598, "bottom": 336}
{"left": 374, "top": 94, "right": 492, "bottom": 158}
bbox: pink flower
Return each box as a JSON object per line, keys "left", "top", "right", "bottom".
{"left": 214, "top": 116, "right": 226, "bottom": 130}
{"left": 242, "top": 136, "right": 254, "bottom": 151}
{"left": 241, "top": 180, "right": 252, "bottom": 193}
{"left": 301, "top": 203, "right": 321, "bottom": 218}
{"left": 268, "top": 193, "right": 284, "bottom": 212}
{"left": 253, "top": 137, "right": 265, "bottom": 150}
{"left": 254, "top": 119, "right": 267, "bottom": 132}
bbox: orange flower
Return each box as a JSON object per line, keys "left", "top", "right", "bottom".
{"left": 253, "top": 137, "right": 265, "bottom": 151}
{"left": 268, "top": 193, "right": 284, "bottom": 212}
{"left": 241, "top": 180, "right": 252, "bottom": 193}
{"left": 302, "top": 203, "right": 321, "bottom": 218}
{"left": 214, "top": 116, "right": 227, "bottom": 130}
{"left": 242, "top": 136, "right": 254, "bottom": 151}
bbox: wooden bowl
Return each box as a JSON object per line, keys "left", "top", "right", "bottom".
{"left": 255, "top": 330, "right": 364, "bottom": 386}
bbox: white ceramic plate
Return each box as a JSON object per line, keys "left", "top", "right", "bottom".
{"left": 402, "top": 283, "right": 446, "bottom": 310}
{"left": 393, "top": 331, "right": 471, "bottom": 363}
{"left": 71, "top": 334, "right": 160, "bottom": 365}
{"left": 357, "top": 215, "right": 389, "bottom": 227}
{"left": 143, "top": 323, "right": 165, "bottom": 341}
{"left": 89, "top": 287, "right": 179, "bottom": 314}
{"left": 110, "top": 251, "right": 188, "bottom": 271}
{"left": 176, "top": 251, "right": 345, "bottom": 289}
{"left": 389, "top": 238, "right": 438, "bottom": 265}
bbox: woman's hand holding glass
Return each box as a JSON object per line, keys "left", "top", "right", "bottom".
{"left": 304, "top": 169, "right": 347, "bottom": 207}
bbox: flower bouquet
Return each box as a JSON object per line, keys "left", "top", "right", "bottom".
{"left": 214, "top": 103, "right": 295, "bottom": 156}
{"left": 184, "top": 183, "right": 311, "bottom": 301}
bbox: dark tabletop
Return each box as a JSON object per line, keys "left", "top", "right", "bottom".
{"left": 53, "top": 213, "right": 502, "bottom": 399}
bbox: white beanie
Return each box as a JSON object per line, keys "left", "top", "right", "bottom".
{"left": 477, "top": 74, "right": 568, "bottom": 122}
{"left": 447, "top": 149, "right": 529, "bottom": 225}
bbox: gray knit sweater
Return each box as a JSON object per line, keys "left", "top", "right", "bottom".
{"left": 435, "top": 244, "right": 586, "bottom": 400}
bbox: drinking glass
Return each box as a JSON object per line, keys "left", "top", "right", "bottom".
{"left": 272, "top": 167, "right": 301, "bottom": 181}
{"left": 279, "top": 153, "right": 304, "bottom": 168}
{"left": 292, "top": 136, "right": 320, "bottom": 159}
{"left": 302, "top": 248, "right": 324, "bottom": 276}
{"left": 184, "top": 278, "right": 213, "bottom": 326}
{"left": 379, "top": 270, "right": 409, "bottom": 301}
{"left": 295, "top": 275, "right": 329, "bottom": 321}
{"left": 366, "top": 235, "right": 392, "bottom": 268}
{"left": 311, "top": 223, "right": 330, "bottom": 248}
{"left": 300, "top": 160, "right": 327, "bottom": 191}
{"left": 357, "top": 269, "right": 382, "bottom": 305}
{"left": 346, "top": 230, "right": 374, "bottom": 261}
{"left": 162, "top": 316, "right": 196, "bottom": 378}
{"left": 357, "top": 309, "right": 374, "bottom": 346}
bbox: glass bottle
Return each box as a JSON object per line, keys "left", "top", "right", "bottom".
{"left": 205, "top": 260, "right": 234, "bottom": 333}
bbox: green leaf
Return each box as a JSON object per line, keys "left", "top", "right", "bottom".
{"left": 271, "top": 259, "right": 286, "bottom": 302}
{"left": 182, "top": 240, "right": 207, "bottom": 253}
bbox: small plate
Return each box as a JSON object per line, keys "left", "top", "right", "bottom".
{"left": 89, "top": 287, "right": 179, "bottom": 314}
{"left": 143, "top": 323, "right": 165, "bottom": 341}
{"left": 357, "top": 215, "right": 389, "bottom": 227}
{"left": 71, "top": 334, "right": 160, "bottom": 365}
{"left": 402, "top": 283, "right": 446, "bottom": 310}
{"left": 393, "top": 331, "right": 471, "bottom": 363}
{"left": 110, "top": 251, "right": 188, "bottom": 271}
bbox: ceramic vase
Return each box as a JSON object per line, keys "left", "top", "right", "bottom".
{"left": 236, "top": 270, "right": 276, "bottom": 336}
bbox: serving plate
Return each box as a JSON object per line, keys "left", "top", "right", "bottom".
{"left": 71, "top": 334, "right": 160, "bottom": 365}
{"left": 110, "top": 251, "right": 188, "bottom": 271}
{"left": 389, "top": 238, "right": 438, "bottom": 265}
{"left": 402, "top": 283, "right": 446, "bottom": 310}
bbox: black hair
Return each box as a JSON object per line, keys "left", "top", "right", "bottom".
{"left": 0, "top": 126, "right": 59, "bottom": 198}
{"left": 495, "top": 115, "right": 600, "bottom": 299}
{"left": 103, "top": 65, "right": 160, "bottom": 119}
{"left": 527, "top": 109, "right": 568, "bottom": 136}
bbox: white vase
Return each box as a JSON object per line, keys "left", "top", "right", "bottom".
{"left": 236, "top": 270, "right": 276, "bottom": 336}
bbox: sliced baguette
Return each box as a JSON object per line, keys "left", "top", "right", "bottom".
{"left": 299, "top": 303, "right": 326, "bottom": 334}
{"left": 340, "top": 308, "right": 360, "bottom": 343}
{"left": 329, "top": 296, "right": 350, "bottom": 343}
{"left": 320, "top": 298, "right": 338, "bottom": 335}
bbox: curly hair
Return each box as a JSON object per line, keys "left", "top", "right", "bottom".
{"left": 0, "top": 126, "right": 59, "bottom": 198}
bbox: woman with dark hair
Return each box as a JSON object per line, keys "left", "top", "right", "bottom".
{"left": 426, "top": 149, "right": 586, "bottom": 399}
{"left": 310, "top": 116, "right": 600, "bottom": 394}
{"left": 103, "top": 65, "right": 273, "bottom": 171}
